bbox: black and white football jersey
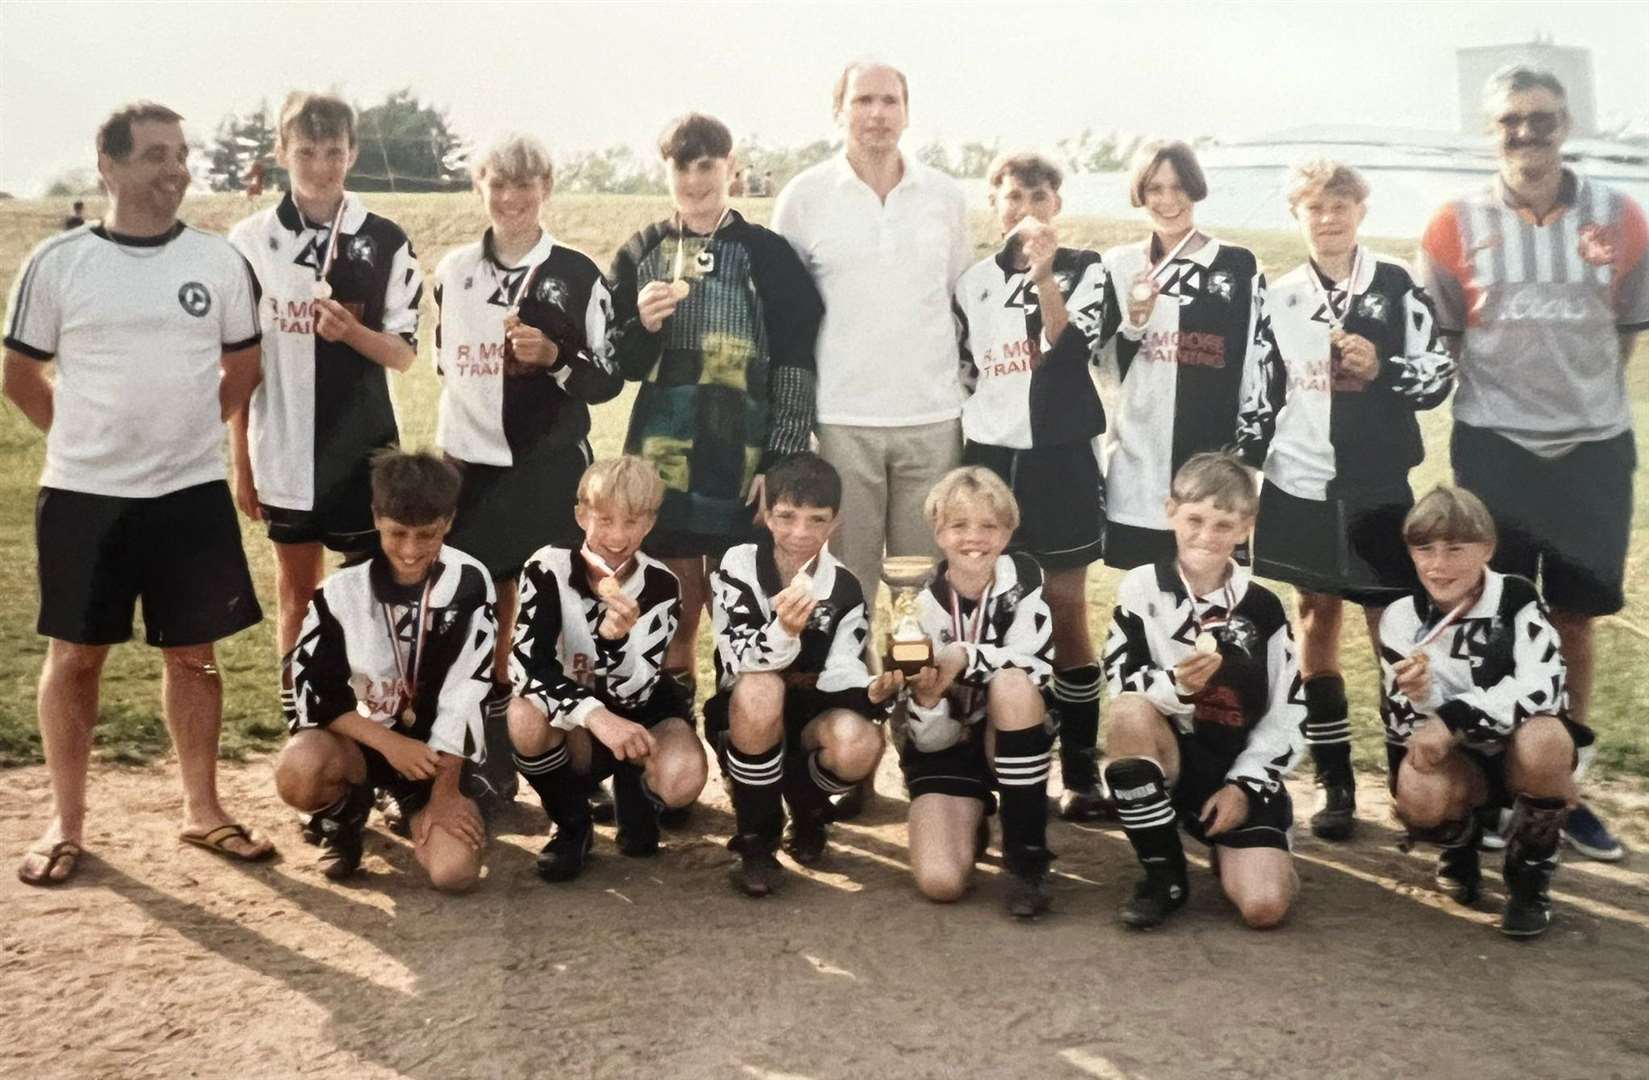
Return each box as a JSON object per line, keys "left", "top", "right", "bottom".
{"left": 229, "top": 192, "right": 422, "bottom": 513}
{"left": 954, "top": 244, "right": 1118, "bottom": 449}
{"left": 433, "top": 230, "right": 621, "bottom": 467}
{"left": 1379, "top": 571, "right": 1568, "bottom": 751}
{"left": 902, "top": 552, "right": 1055, "bottom": 751}
{"left": 1236, "top": 251, "right": 1455, "bottom": 500}
{"left": 709, "top": 535, "right": 877, "bottom": 714}
{"left": 510, "top": 546, "right": 680, "bottom": 728}
{"left": 1103, "top": 561, "right": 1305, "bottom": 795}
{"left": 1099, "top": 237, "right": 1272, "bottom": 531}
{"left": 284, "top": 547, "right": 497, "bottom": 763}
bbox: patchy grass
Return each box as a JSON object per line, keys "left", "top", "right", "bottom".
{"left": 1, "top": 192, "right": 1644, "bottom": 781}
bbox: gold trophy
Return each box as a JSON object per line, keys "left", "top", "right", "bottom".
{"left": 881, "top": 555, "right": 936, "bottom": 675}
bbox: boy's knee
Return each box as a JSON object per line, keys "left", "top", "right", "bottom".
{"left": 274, "top": 732, "right": 341, "bottom": 810}
{"left": 823, "top": 714, "right": 884, "bottom": 779}
{"left": 986, "top": 669, "right": 1044, "bottom": 723}
{"left": 1104, "top": 695, "right": 1164, "bottom": 752}
{"left": 428, "top": 853, "right": 482, "bottom": 894}
{"left": 1394, "top": 768, "right": 1462, "bottom": 830}
{"left": 650, "top": 749, "right": 708, "bottom": 808}
{"left": 1237, "top": 886, "right": 1293, "bottom": 930}
{"left": 507, "top": 699, "right": 557, "bottom": 756}
{"left": 730, "top": 674, "right": 785, "bottom": 745}
{"left": 914, "top": 862, "right": 970, "bottom": 903}
{"left": 1510, "top": 716, "right": 1573, "bottom": 769}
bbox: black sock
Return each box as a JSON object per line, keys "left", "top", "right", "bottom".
{"left": 785, "top": 748, "right": 851, "bottom": 825}
{"left": 1303, "top": 674, "right": 1353, "bottom": 786}
{"left": 1052, "top": 664, "right": 1102, "bottom": 789}
{"left": 480, "top": 680, "right": 517, "bottom": 791}
{"left": 515, "top": 744, "right": 589, "bottom": 829}
{"left": 725, "top": 737, "right": 786, "bottom": 846}
{"left": 1510, "top": 795, "right": 1566, "bottom": 867}
{"left": 1105, "top": 756, "right": 1185, "bottom": 869}
{"left": 994, "top": 724, "right": 1054, "bottom": 855}
{"left": 613, "top": 762, "right": 662, "bottom": 844}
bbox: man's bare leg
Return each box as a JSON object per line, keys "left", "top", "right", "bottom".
{"left": 18, "top": 641, "right": 108, "bottom": 882}
{"left": 164, "top": 643, "right": 272, "bottom": 859}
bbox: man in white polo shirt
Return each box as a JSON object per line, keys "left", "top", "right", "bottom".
{"left": 774, "top": 60, "right": 973, "bottom": 610}
{"left": 3, "top": 102, "right": 275, "bottom": 886}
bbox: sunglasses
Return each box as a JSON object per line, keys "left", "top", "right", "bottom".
{"left": 1495, "top": 111, "right": 1564, "bottom": 135}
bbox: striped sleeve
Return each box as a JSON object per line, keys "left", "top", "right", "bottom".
{"left": 510, "top": 554, "right": 603, "bottom": 731}
{"left": 1613, "top": 194, "right": 1649, "bottom": 331}
{"left": 1384, "top": 264, "right": 1455, "bottom": 409}
{"left": 3, "top": 239, "right": 65, "bottom": 360}
{"left": 1418, "top": 203, "right": 1469, "bottom": 333}
{"left": 1225, "top": 617, "right": 1305, "bottom": 794}
{"left": 283, "top": 591, "right": 360, "bottom": 732}
{"left": 382, "top": 235, "right": 424, "bottom": 345}
{"left": 220, "top": 249, "right": 264, "bottom": 350}
{"left": 429, "top": 571, "right": 497, "bottom": 762}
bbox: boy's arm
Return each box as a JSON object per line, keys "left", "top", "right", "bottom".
{"left": 283, "top": 591, "right": 363, "bottom": 732}
{"left": 709, "top": 563, "right": 804, "bottom": 673}
{"left": 1434, "top": 599, "right": 1568, "bottom": 745}
{"left": 607, "top": 233, "right": 667, "bottom": 382}
{"left": 1101, "top": 577, "right": 1194, "bottom": 718}
{"left": 813, "top": 597, "right": 879, "bottom": 715}
{"left": 594, "top": 572, "right": 679, "bottom": 707}
{"left": 1233, "top": 315, "right": 1284, "bottom": 466}
{"left": 508, "top": 558, "right": 605, "bottom": 731}
{"left": 427, "top": 570, "right": 498, "bottom": 761}
{"left": 540, "top": 271, "right": 623, "bottom": 405}
{"left": 748, "top": 228, "right": 823, "bottom": 467}
{"left": 953, "top": 572, "right": 1053, "bottom": 690}
{"left": 2, "top": 350, "right": 53, "bottom": 432}
{"left": 1226, "top": 618, "right": 1307, "bottom": 794}
{"left": 321, "top": 234, "right": 423, "bottom": 372}
{"left": 1041, "top": 251, "right": 1109, "bottom": 362}
{"left": 1374, "top": 268, "right": 1455, "bottom": 411}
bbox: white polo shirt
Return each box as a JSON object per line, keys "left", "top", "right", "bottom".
{"left": 4, "top": 223, "right": 262, "bottom": 498}
{"left": 773, "top": 154, "right": 972, "bottom": 427}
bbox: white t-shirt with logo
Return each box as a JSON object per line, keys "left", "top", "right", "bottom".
{"left": 3, "top": 223, "right": 262, "bottom": 498}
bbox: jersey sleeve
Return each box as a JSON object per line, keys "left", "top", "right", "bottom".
{"left": 1378, "top": 603, "right": 1432, "bottom": 742}
{"left": 284, "top": 591, "right": 360, "bottom": 732}
{"left": 595, "top": 573, "right": 680, "bottom": 711}
{"left": 1102, "top": 574, "right": 1194, "bottom": 718}
{"left": 4, "top": 241, "right": 63, "bottom": 360}
{"left": 814, "top": 597, "right": 879, "bottom": 715}
{"left": 219, "top": 249, "right": 263, "bottom": 350}
{"left": 546, "top": 270, "right": 623, "bottom": 404}
{"left": 955, "top": 574, "right": 1053, "bottom": 692}
{"left": 954, "top": 289, "right": 980, "bottom": 398}
{"left": 382, "top": 235, "right": 424, "bottom": 345}
{"left": 1233, "top": 310, "right": 1285, "bottom": 466}
{"left": 1225, "top": 618, "right": 1306, "bottom": 794}
{"left": 747, "top": 227, "right": 823, "bottom": 466}
{"left": 1375, "top": 266, "right": 1455, "bottom": 409}
{"left": 1053, "top": 253, "right": 1115, "bottom": 361}
{"left": 710, "top": 563, "right": 803, "bottom": 674}
{"left": 1613, "top": 195, "right": 1649, "bottom": 332}
{"left": 1417, "top": 206, "right": 1468, "bottom": 334}
{"left": 428, "top": 575, "right": 497, "bottom": 762}
{"left": 607, "top": 231, "right": 667, "bottom": 381}
{"left": 1433, "top": 599, "right": 1568, "bottom": 745}
{"left": 509, "top": 555, "right": 604, "bottom": 731}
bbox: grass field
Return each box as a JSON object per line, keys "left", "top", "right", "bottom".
{"left": 1, "top": 191, "right": 1645, "bottom": 783}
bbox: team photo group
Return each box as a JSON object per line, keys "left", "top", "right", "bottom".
{"left": 5, "top": 58, "right": 1644, "bottom": 942}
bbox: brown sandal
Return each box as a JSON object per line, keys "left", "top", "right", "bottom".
{"left": 18, "top": 840, "right": 83, "bottom": 886}
{"left": 179, "top": 823, "right": 276, "bottom": 863}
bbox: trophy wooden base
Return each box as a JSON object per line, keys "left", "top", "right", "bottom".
{"left": 887, "top": 638, "right": 932, "bottom": 676}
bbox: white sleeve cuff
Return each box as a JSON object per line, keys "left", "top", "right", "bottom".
{"left": 553, "top": 696, "right": 605, "bottom": 732}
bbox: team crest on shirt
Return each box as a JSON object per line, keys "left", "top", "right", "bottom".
{"left": 346, "top": 234, "right": 377, "bottom": 267}
{"left": 177, "top": 282, "right": 211, "bottom": 317}
{"left": 1356, "top": 293, "right": 1389, "bottom": 322}
{"left": 1205, "top": 269, "right": 1234, "bottom": 302}
{"left": 537, "top": 277, "right": 569, "bottom": 311}
{"left": 1577, "top": 223, "right": 1616, "bottom": 266}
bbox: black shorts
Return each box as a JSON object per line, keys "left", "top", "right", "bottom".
{"left": 1105, "top": 521, "right": 1251, "bottom": 572}
{"left": 1251, "top": 480, "right": 1416, "bottom": 607}
{"left": 963, "top": 440, "right": 1104, "bottom": 571}
{"left": 1172, "top": 732, "right": 1293, "bottom": 851}
{"left": 1452, "top": 423, "right": 1634, "bottom": 616}
{"left": 582, "top": 686, "right": 692, "bottom": 781}
{"left": 446, "top": 440, "right": 590, "bottom": 581}
{"left": 702, "top": 680, "right": 853, "bottom": 753}
{"left": 263, "top": 468, "right": 378, "bottom": 555}
{"left": 898, "top": 727, "right": 997, "bottom": 808}
{"left": 36, "top": 481, "right": 263, "bottom": 647}
{"left": 1384, "top": 716, "right": 1593, "bottom": 803}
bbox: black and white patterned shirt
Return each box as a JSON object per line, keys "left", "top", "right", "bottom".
{"left": 1379, "top": 571, "right": 1568, "bottom": 752}
{"left": 1102, "top": 561, "right": 1304, "bottom": 795}
{"left": 510, "top": 546, "right": 680, "bottom": 729}
{"left": 284, "top": 548, "right": 497, "bottom": 763}
{"left": 709, "top": 536, "right": 877, "bottom": 714}
{"left": 902, "top": 552, "right": 1055, "bottom": 752}
{"left": 1235, "top": 251, "right": 1454, "bottom": 500}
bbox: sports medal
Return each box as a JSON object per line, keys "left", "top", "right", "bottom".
{"left": 670, "top": 279, "right": 691, "bottom": 300}
{"left": 311, "top": 281, "right": 333, "bottom": 300}
{"left": 1178, "top": 560, "right": 1237, "bottom": 657}
{"left": 694, "top": 247, "right": 716, "bottom": 275}
{"left": 379, "top": 574, "right": 434, "bottom": 729}
{"left": 1194, "top": 632, "right": 1219, "bottom": 655}
{"left": 311, "top": 197, "right": 347, "bottom": 306}
{"left": 1133, "top": 229, "right": 1200, "bottom": 310}
{"left": 1311, "top": 245, "right": 1364, "bottom": 372}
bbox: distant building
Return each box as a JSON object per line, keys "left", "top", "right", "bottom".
{"left": 1457, "top": 38, "right": 1597, "bottom": 135}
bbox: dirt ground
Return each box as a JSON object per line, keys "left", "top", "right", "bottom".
{"left": 2, "top": 755, "right": 1646, "bottom": 1080}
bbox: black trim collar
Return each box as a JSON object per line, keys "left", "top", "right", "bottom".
{"left": 92, "top": 221, "right": 185, "bottom": 247}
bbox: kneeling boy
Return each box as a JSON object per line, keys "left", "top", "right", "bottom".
{"left": 508, "top": 456, "right": 708, "bottom": 883}
{"left": 275, "top": 451, "right": 495, "bottom": 891}
{"left": 1102, "top": 453, "right": 1305, "bottom": 929}
{"left": 1380, "top": 486, "right": 1585, "bottom": 938}
{"left": 896, "top": 467, "right": 1057, "bottom": 918}
{"left": 706, "top": 452, "right": 897, "bottom": 897}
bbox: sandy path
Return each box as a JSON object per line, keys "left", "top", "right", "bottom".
{"left": 2, "top": 756, "right": 1646, "bottom": 1080}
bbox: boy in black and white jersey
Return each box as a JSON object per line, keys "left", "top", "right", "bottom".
{"left": 275, "top": 451, "right": 495, "bottom": 890}
{"left": 894, "top": 468, "right": 1057, "bottom": 918}
{"left": 432, "top": 134, "right": 623, "bottom": 801}
{"left": 1379, "top": 486, "right": 1585, "bottom": 938}
{"left": 508, "top": 457, "right": 708, "bottom": 883}
{"left": 954, "top": 151, "right": 1120, "bottom": 823}
{"left": 1235, "top": 161, "right": 1455, "bottom": 841}
{"left": 1102, "top": 453, "right": 1305, "bottom": 930}
{"left": 228, "top": 93, "right": 424, "bottom": 675}
{"left": 705, "top": 452, "right": 897, "bottom": 897}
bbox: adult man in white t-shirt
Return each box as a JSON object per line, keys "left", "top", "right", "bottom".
{"left": 3, "top": 102, "right": 275, "bottom": 886}
{"left": 774, "top": 61, "right": 973, "bottom": 607}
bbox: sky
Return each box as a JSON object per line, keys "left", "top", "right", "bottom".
{"left": 1, "top": 0, "right": 1646, "bottom": 196}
